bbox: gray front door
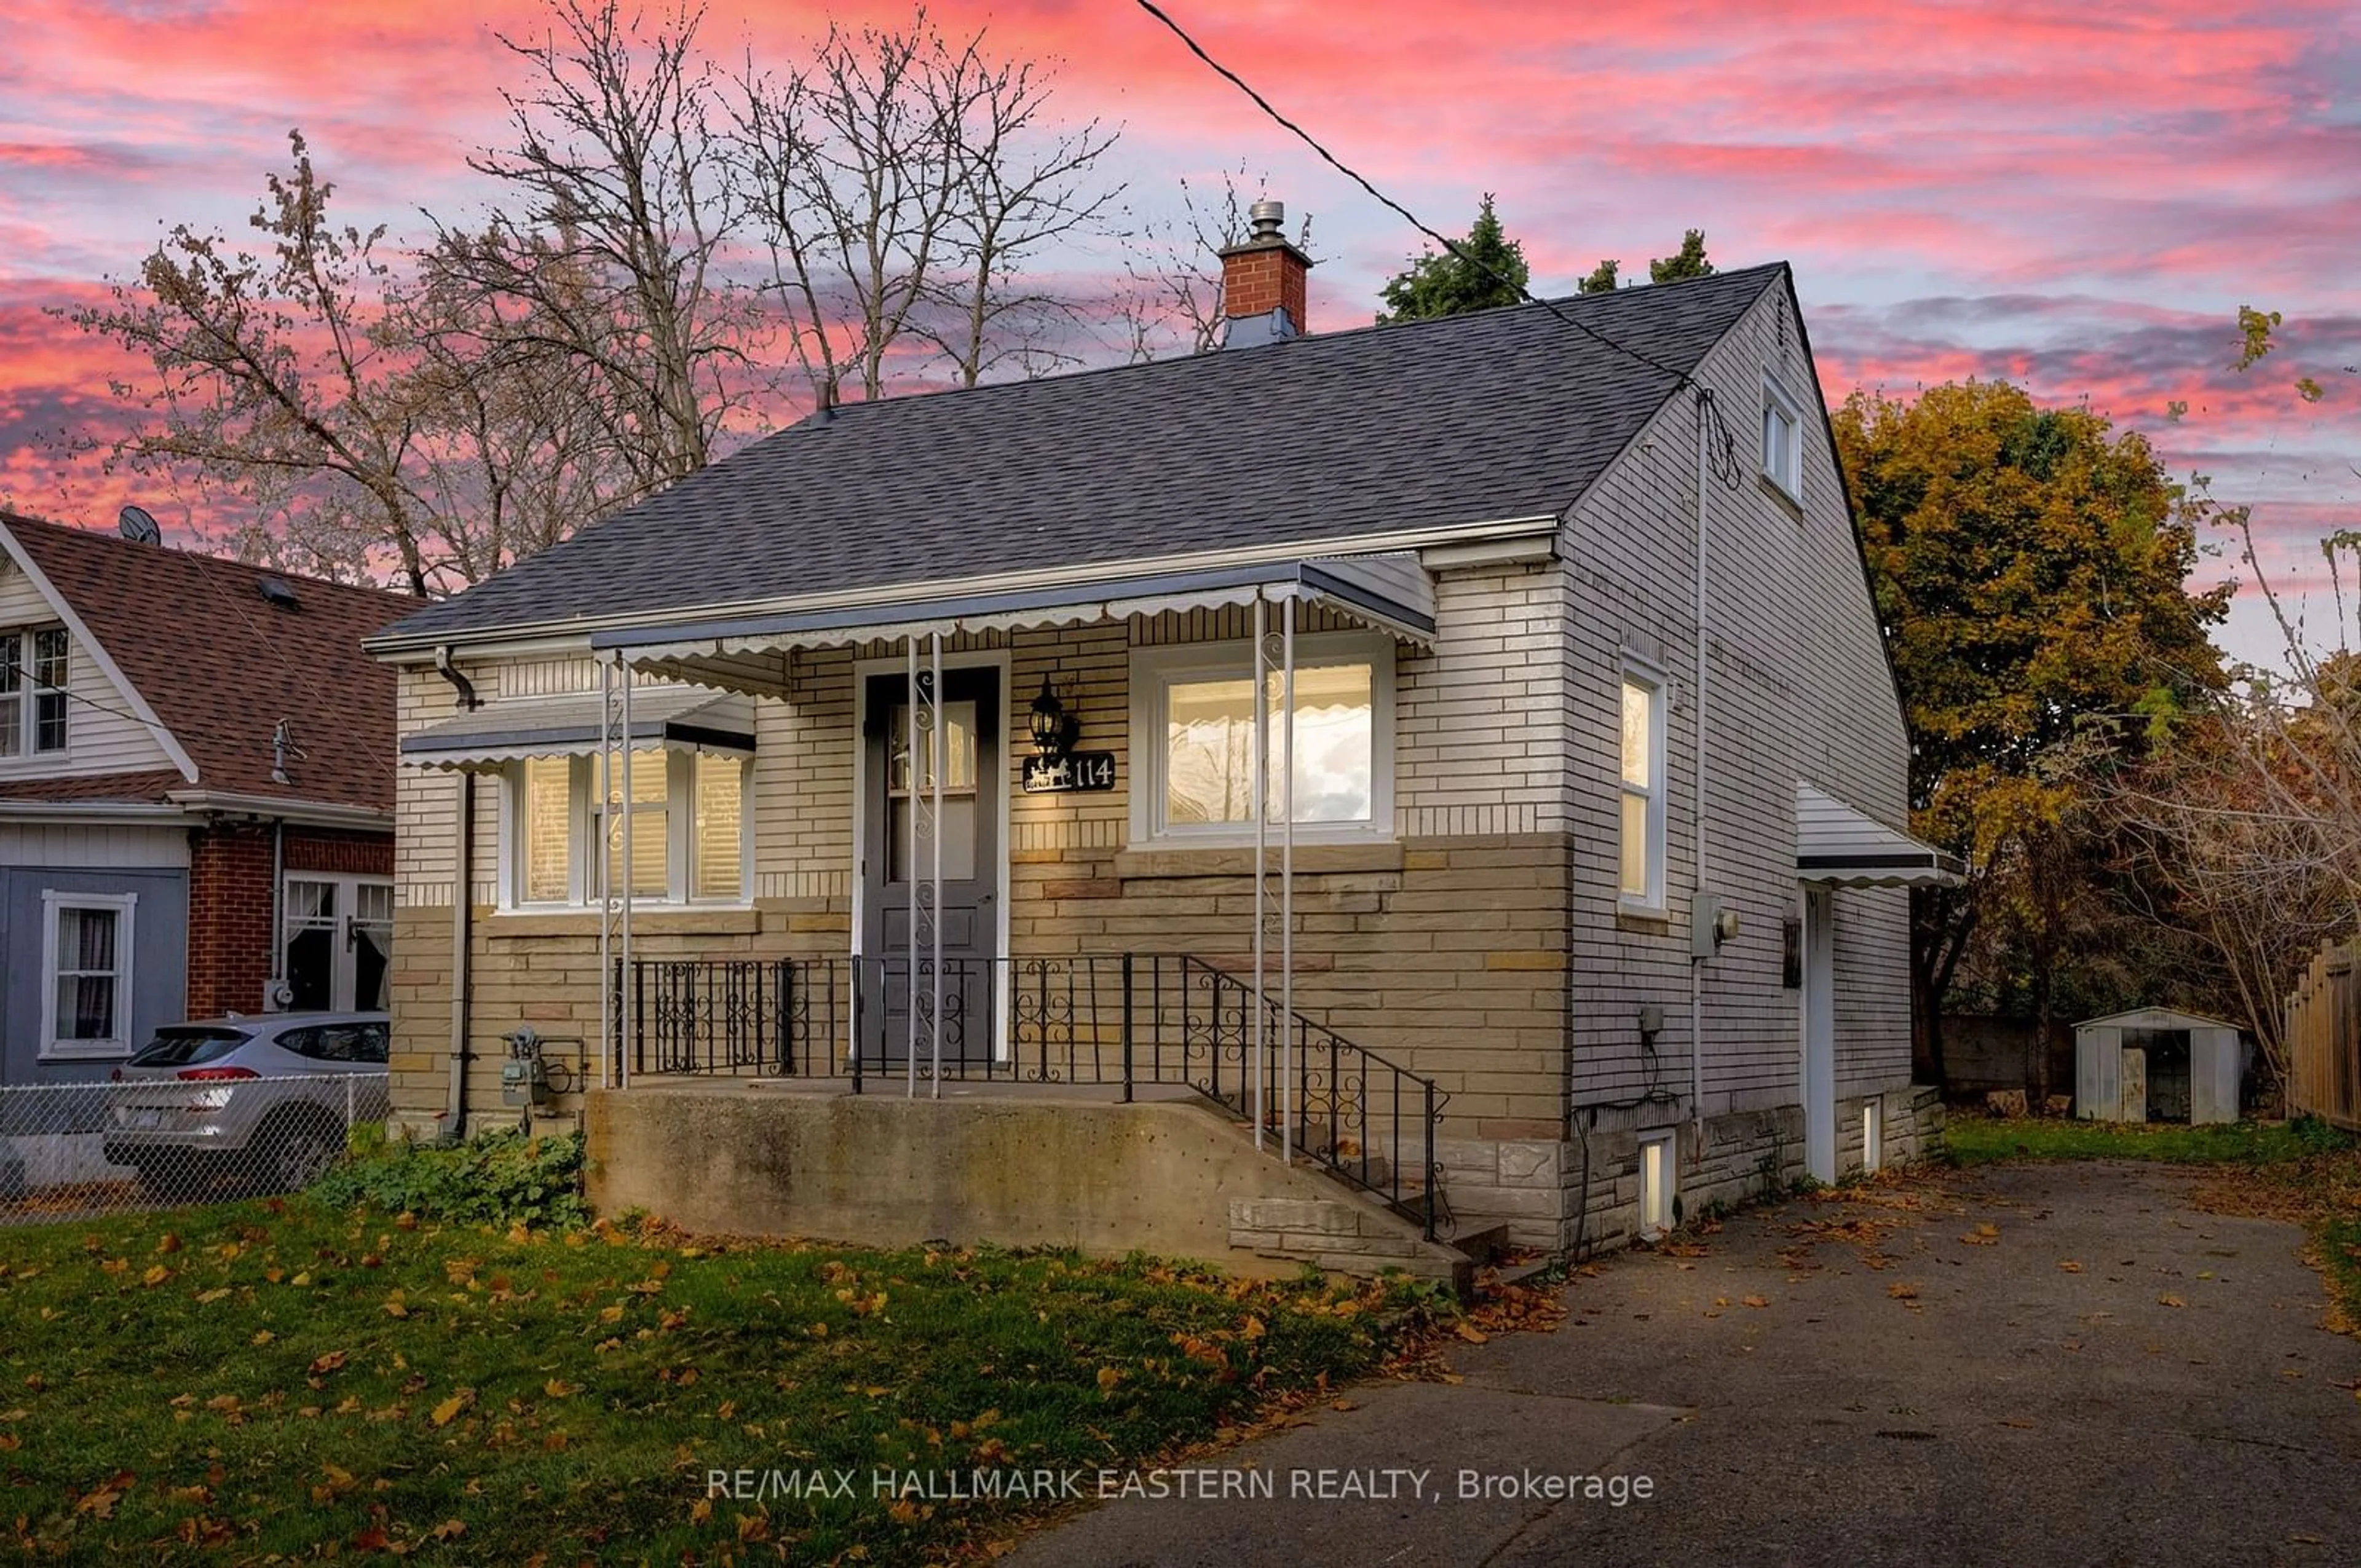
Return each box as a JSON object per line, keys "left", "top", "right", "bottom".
{"left": 860, "top": 666, "right": 1000, "bottom": 1069}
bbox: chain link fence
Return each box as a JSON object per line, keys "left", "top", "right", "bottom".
{"left": 0, "top": 1072, "right": 388, "bottom": 1227}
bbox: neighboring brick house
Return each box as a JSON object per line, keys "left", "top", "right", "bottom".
{"left": 0, "top": 511, "right": 416, "bottom": 1085}
{"left": 368, "top": 215, "right": 1958, "bottom": 1266}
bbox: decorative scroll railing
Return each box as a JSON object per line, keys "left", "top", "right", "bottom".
{"left": 616, "top": 954, "right": 1445, "bottom": 1239}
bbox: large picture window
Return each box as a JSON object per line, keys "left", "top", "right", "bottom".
{"left": 1131, "top": 636, "right": 1392, "bottom": 846}
{"left": 41, "top": 890, "right": 134, "bottom": 1058}
{"left": 508, "top": 750, "right": 747, "bottom": 908}
{"left": 0, "top": 627, "right": 69, "bottom": 758}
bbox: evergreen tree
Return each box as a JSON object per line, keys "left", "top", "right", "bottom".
{"left": 1578, "top": 258, "right": 1619, "bottom": 294}
{"left": 1647, "top": 229, "right": 1714, "bottom": 284}
{"left": 1375, "top": 195, "right": 1529, "bottom": 322}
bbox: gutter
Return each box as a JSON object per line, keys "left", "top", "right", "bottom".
{"left": 362, "top": 513, "right": 1565, "bottom": 661}
{"left": 164, "top": 790, "right": 393, "bottom": 833}
{"left": 437, "top": 646, "right": 480, "bottom": 1141}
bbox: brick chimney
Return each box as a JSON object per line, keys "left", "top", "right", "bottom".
{"left": 1218, "top": 199, "right": 1313, "bottom": 348}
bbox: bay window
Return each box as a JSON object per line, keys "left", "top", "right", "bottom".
{"left": 1131, "top": 635, "right": 1392, "bottom": 846}
{"left": 509, "top": 749, "right": 747, "bottom": 907}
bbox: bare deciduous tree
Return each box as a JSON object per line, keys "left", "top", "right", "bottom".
{"left": 440, "top": 0, "right": 753, "bottom": 490}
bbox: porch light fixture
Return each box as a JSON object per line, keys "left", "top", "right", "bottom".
{"left": 1028, "top": 674, "right": 1079, "bottom": 757}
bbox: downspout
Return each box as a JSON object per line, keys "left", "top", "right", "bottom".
{"left": 1690, "top": 391, "right": 1710, "bottom": 1147}
{"left": 435, "top": 647, "right": 480, "bottom": 1141}
{"left": 268, "top": 819, "right": 284, "bottom": 1011}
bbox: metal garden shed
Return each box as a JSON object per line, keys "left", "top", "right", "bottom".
{"left": 2074, "top": 1007, "right": 2246, "bottom": 1125}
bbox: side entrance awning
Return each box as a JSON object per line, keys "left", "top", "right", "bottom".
{"left": 1795, "top": 782, "right": 1966, "bottom": 888}
{"left": 399, "top": 687, "right": 756, "bottom": 771}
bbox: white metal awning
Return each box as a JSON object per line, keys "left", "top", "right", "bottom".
{"left": 1795, "top": 782, "right": 1966, "bottom": 888}
{"left": 398, "top": 687, "right": 756, "bottom": 771}
{"left": 589, "top": 554, "right": 1438, "bottom": 696}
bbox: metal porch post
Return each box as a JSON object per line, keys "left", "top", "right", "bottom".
{"left": 619, "top": 663, "right": 635, "bottom": 1090}
{"left": 597, "top": 656, "right": 616, "bottom": 1089}
{"left": 1281, "top": 604, "right": 1295, "bottom": 1164}
{"left": 1251, "top": 592, "right": 1267, "bottom": 1150}
{"left": 929, "top": 632, "right": 944, "bottom": 1097}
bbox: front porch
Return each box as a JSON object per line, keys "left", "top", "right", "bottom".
{"left": 604, "top": 951, "right": 1447, "bottom": 1243}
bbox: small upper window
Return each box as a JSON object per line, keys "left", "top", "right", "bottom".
{"left": 0, "top": 628, "right": 68, "bottom": 758}
{"left": 1762, "top": 377, "right": 1804, "bottom": 501}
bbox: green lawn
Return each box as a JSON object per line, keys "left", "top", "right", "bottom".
{"left": 1944, "top": 1114, "right": 2355, "bottom": 1168}
{"left": 0, "top": 1200, "right": 1418, "bottom": 1563}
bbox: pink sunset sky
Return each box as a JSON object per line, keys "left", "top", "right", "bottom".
{"left": 1, "top": 0, "right": 2354, "bottom": 665}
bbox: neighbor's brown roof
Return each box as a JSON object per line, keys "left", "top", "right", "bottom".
{"left": 0, "top": 512, "right": 420, "bottom": 814}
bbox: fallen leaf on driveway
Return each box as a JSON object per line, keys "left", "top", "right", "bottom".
{"left": 1453, "top": 1322, "right": 1489, "bottom": 1344}
{"left": 2000, "top": 1419, "right": 2035, "bottom": 1430}
{"left": 1960, "top": 1226, "right": 1999, "bottom": 1247}
{"left": 2159, "top": 1294, "right": 2186, "bottom": 1309}
{"left": 1887, "top": 1283, "right": 1920, "bottom": 1300}
{"left": 1742, "top": 1295, "right": 1769, "bottom": 1309}
{"left": 2057, "top": 1261, "right": 2082, "bottom": 1273}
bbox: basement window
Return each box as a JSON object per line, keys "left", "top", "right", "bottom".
{"left": 1637, "top": 1130, "right": 1675, "bottom": 1237}
{"left": 1862, "top": 1100, "right": 1884, "bottom": 1173}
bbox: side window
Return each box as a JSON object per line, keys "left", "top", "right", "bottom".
{"left": 275, "top": 1026, "right": 323, "bottom": 1061}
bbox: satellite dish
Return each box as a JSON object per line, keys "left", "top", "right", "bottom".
{"left": 117, "top": 505, "right": 162, "bottom": 545}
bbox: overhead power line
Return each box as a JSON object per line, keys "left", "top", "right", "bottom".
{"left": 1131, "top": 0, "right": 1745, "bottom": 490}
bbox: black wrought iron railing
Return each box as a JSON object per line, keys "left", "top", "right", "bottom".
{"left": 613, "top": 953, "right": 1446, "bottom": 1238}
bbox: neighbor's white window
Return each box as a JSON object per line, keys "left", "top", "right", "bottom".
{"left": 1619, "top": 671, "right": 1666, "bottom": 908}
{"left": 40, "top": 890, "right": 135, "bottom": 1059}
{"left": 1131, "top": 634, "right": 1392, "bottom": 846}
{"left": 508, "top": 749, "right": 748, "bottom": 907}
{"left": 1762, "top": 376, "right": 1804, "bottom": 500}
{"left": 0, "top": 627, "right": 70, "bottom": 758}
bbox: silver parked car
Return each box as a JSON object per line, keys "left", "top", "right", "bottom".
{"left": 102, "top": 1012, "right": 390, "bottom": 1199}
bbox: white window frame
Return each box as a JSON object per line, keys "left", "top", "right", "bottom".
{"left": 39, "top": 889, "right": 135, "bottom": 1060}
{"left": 500, "top": 750, "right": 753, "bottom": 911}
{"left": 1618, "top": 662, "right": 1668, "bottom": 914}
{"left": 1862, "top": 1099, "right": 1884, "bottom": 1173}
{"left": 1762, "top": 375, "right": 1805, "bottom": 502}
{"left": 0, "top": 625, "right": 70, "bottom": 763}
{"left": 1637, "top": 1128, "right": 1676, "bottom": 1237}
{"left": 1128, "top": 631, "right": 1395, "bottom": 849}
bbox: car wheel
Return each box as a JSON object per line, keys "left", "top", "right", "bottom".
{"left": 259, "top": 1114, "right": 344, "bottom": 1194}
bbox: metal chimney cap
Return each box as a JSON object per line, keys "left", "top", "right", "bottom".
{"left": 1248, "top": 199, "right": 1286, "bottom": 241}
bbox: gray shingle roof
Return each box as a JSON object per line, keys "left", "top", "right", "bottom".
{"left": 378, "top": 264, "right": 1785, "bottom": 646}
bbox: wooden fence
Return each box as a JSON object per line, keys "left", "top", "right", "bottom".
{"left": 2282, "top": 938, "right": 2361, "bottom": 1131}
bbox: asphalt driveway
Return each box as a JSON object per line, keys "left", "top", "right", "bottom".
{"left": 1012, "top": 1161, "right": 2361, "bottom": 1568}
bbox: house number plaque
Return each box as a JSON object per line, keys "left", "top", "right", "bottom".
{"left": 1022, "top": 751, "right": 1116, "bottom": 794}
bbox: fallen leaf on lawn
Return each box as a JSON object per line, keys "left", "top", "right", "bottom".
{"left": 1453, "top": 1321, "right": 1489, "bottom": 1344}
{"left": 429, "top": 1520, "right": 466, "bottom": 1542}
{"left": 141, "top": 1265, "right": 172, "bottom": 1287}
{"left": 690, "top": 1498, "right": 713, "bottom": 1524}
{"left": 156, "top": 1232, "right": 181, "bottom": 1254}
{"left": 308, "top": 1352, "right": 348, "bottom": 1376}
{"left": 289, "top": 1271, "right": 312, "bottom": 1288}
{"left": 1887, "top": 1283, "right": 1920, "bottom": 1300}
{"left": 430, "top": 1390, "right": 475, "bottom": 1427}
{"left": 544, "top": 1379, "right": 576, "bottom": 1398}
{"left": 2159, "top": 1294, "right": 2185, "bottom": 1309}
{"left": 1742, "top": 1295, "right": 1770, "bottom": 1309}
{"left": 251, "top": 1330, "right": 274, "bottom": 1346}
{"left": 384, "top": 1295, "right": 410, "bottom": 1318}
{"left": 195, "top": 1288, "right": 229, "bottom": 1304}
{"left": 1096, "top": 1367, "right": 1121, "bottom": 1395}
